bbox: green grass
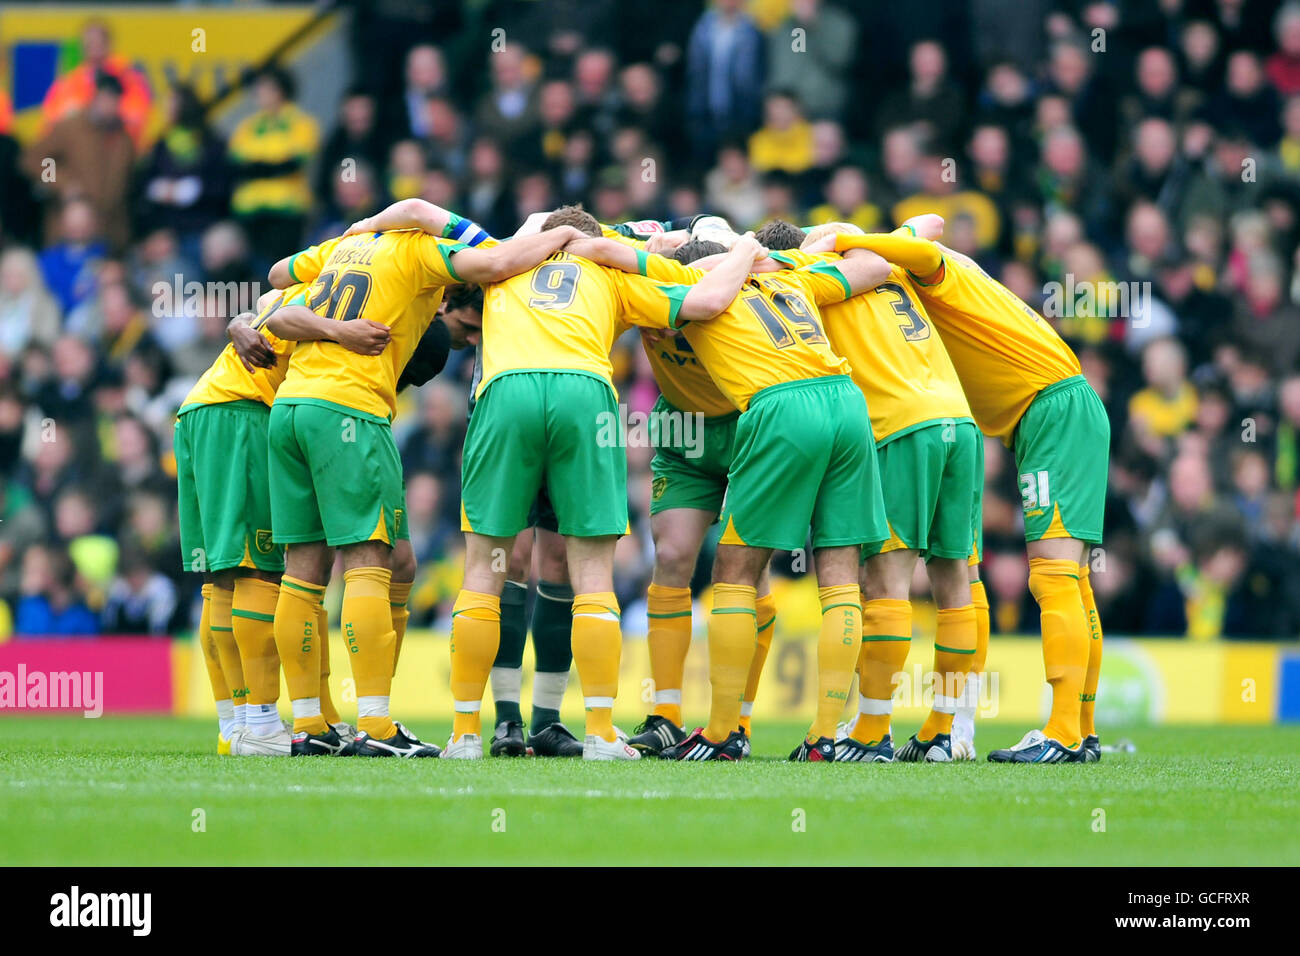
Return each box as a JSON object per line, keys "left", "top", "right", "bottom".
{"left": 2, "top": 717, "right": 1297, "bottom": 865}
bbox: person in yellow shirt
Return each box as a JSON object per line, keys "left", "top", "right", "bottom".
{"left": 748, "top": 90, "right": 815, "bottom": 175}
{"left": 564, "top": 229, "right": 894, "bottom": 761}
{"left": 763, "top": 220, "right": 984, "bottom": 764}
{"left": 175, "top": 286, "right": 388, "bottom": 756}
{"left": 261, "top": 208, "right": 585, "bottom": 758}
{"left": 228, "top": 67, "right": 319, "bottom": 264}
{"left": 445, "top": 206, "right": 766, "bottom": 761}
{"left": 816, "top": 217, "right": 1110, "bottom": 764}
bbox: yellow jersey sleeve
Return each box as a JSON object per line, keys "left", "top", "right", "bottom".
{"left": 411, "top": 232, "right": 469, "bottom": 289}
{"left": 771, "top": 259, "right": 852, "bottom": 306}
{"left": 286, "top": 236, "right": 342, "bottom": 285}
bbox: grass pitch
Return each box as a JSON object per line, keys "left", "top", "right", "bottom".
{"left": 2, "top": 717, "right": 1297, "bottom": 865}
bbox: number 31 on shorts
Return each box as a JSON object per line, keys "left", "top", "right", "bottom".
{"left": 1019, "top": 469, "right": 1050, "bottom": 512}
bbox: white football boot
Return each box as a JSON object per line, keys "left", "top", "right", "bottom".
{"left": 583, "top": 734, "right": 641, "bottom": 761}
{"left": 231, "top": 726, "right": 292, "bottom": 756}
{"left": 441, "top": 733, "right": 484, "bottom": 759}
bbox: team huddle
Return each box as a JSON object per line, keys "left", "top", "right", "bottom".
{"left": 176, "top": 196, "right": 1109, "bottom": 764}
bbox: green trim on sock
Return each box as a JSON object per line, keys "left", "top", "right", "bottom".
{"left": 232, "top": 608, "right": 275, "bottom": 623}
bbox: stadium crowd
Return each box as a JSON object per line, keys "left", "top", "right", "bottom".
{"left": 1, "top": 0, "right": 1299, "bottom": 641}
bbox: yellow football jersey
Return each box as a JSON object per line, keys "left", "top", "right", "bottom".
{"left": 625, "top": 253, "right": 853, "bottom": 412}
{"left": 274, "top": 229, "right": 466, "bottom": 421}
{"left": 912, "top": 249, "right": 1081, "bottom": 444}
{"left": 178, "top": 285, "right": 307, "bottom": 414}
{"left": 772, "top": 250, "right": 971, "bottom": 442}
{"left": 601, "top": 232, "right": 734, "bottom": 417}
{"left": 477, "top": 251, "right": 673, "bottom": 398}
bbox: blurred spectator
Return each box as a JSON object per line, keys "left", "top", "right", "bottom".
{"left": 39, "top": 19, "right": 151, "bottom": 149}
{"left": 228, "top": 67, "right": 319, "bottom": 265}
{"left": 685, "top": 0, "right": 766, "bottom": 166}
{"left": 136, "top": 86, "right": 230, "bottom": 263}
{"left": 878, "top": 40, "right": 967, "bottom": 155}
{"left": 1129, "top": 338, "right": 1199, "bottom": 445}
{"left": 748, "top": 90, "right": 814, "bottom": 174}
{"left": 14, "top": 544, "right": 98, "bottom": 637}
{"left": 765, "top": 0, "right": 857, "bottom": 121}
{"left": 100, "top": 546, "right": 177, "bottom": 635}
{"left": 25, "top": 71, "right": 135, "bottom": 252}
{"left": 0, "top": 248, "right": 60, "bottom": 357}
{"left": 704, "top": 142, "right": 765, "bottom": 228}
{"left": 474, "top": 43, "right": 540, "bottom": 148}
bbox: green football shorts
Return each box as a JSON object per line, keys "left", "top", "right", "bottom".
{"left": 864, "top": 419, "right": 980, "bottom": 561}
{"left": 268, "top": 400, "right": 405, "bottom": 547}
{"left": 1013, "top": 375, "right": 1110, "bottom": 545}
{"left": 719, "top": 375, "right": 887, "bottom": 552}
{"left": 175, "top": 400, "right": 283, "bottom": 573}
{"left": 648, "top": 395, "right": 739, "bottom": 516}
{"left": 461, "top": 371, "right": 628, "bottom": 538}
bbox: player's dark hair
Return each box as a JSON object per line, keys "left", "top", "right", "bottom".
{"left": 445, "top": 282, "right": 484, "bottom": 314}
{"left": 541, "top": 204, "right": 602, "bottom": 237}
{"left": 672, "top": 239, "right": 727, "bottom": 264}
{"left": 754, "top": 218, "right": 804, "bottom": 251}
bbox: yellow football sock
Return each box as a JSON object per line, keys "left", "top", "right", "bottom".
{"left": 740, "top": 592, "right": 776, "bottom": 734}
{"left": 970, "top": 579, "right": 990, "bottom": 675}
{"left": 852, "top": 598, "right": 911, "bottom": 745}
{"left": 811, "top": 585, "right": 861, "bottom": 741}
{"left": 704, "top": 583, "right": 756, "bottom": 743}
{"left": 316, "top": 605, "right": 341, "bottom": 725}
{"left": 646, "top": 582, "right": 691, "bottom": 727}
{"left": 233, "top": 578, "right": 283, "bottom": 708}
{"left": 1078, "top": 562, "right": 1103, "bottom": 738}
{"left": 272, "top": 576, "right": 327, "bottom": 734}
{"left": 197, "top": 584, "right": 230, "bottom": 702}
{"left": 449, "top": 589, "right": 500, "bottom": 740}
{"left": 1029, "top": 557, "right": 1088, "bottom": 748}
{"left": 572, "top": 591, "right": 622, "bottom": 742}
{"left": 920, "top": 604, "right": 977, "bottom": 740}
{"left": 342, "top": 566, "right": 396, "bottom": 740}
{"left": 390, "top": 581, "right": 412, "bottom": 676}
{"left": 209, "top": 585, "right": 247, "bottom": 709}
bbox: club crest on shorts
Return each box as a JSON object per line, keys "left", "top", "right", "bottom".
{"left": 255, "top": 529, "right": 274, "bottom": 553}
{"left": 652, "top": 476, "right": 668, "bottom": 500}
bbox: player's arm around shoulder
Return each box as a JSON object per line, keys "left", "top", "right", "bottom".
{"left": 449, "top": 225, "right": 586, "bottom": 284}
{"left": 263, "top": 304, "right": 391, "bottom": 356}
{"left": 678, "top": 234, "right": 768, "bottom": 322}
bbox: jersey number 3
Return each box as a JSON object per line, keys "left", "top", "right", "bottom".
{"left": 875, "top": 281, "right": 930, "bottom": 341}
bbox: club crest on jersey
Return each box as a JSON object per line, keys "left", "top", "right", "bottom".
{"left": 255, "top": 530, "right": 275, "bottom": 553}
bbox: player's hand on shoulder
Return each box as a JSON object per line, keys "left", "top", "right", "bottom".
{"left": 228, "top": 317, "right": 276, "bottom": 371}
{"left": 335, "top": 318, "right": 391, "bottom": 356}
{"left": 342, "top": 217, "right": 375, "bottom": 237}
